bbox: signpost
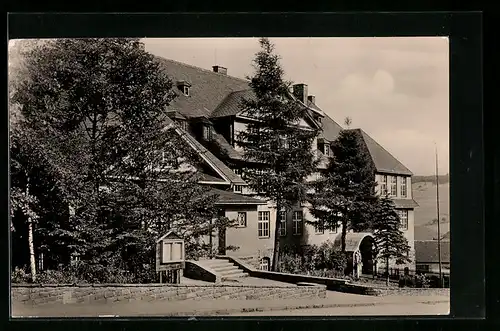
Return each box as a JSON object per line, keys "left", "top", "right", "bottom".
{"left": 155, "top": 231, "right": 185, "bottom": 284}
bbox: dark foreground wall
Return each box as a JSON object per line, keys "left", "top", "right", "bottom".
{"left": 12, "top": 283, "right": 326, "bottom": 307}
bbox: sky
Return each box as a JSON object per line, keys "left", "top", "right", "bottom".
{"left": 143, "top": 37, "right": 449, "bottom": 176}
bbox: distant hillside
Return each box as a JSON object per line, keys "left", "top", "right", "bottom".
{"left": 413, "top": 182, "right": 450, "bottom": 240}
{"left": 413, "top": 174, "right": 449, "bottom": 184}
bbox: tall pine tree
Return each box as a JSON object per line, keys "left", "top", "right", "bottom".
{"left": 372, "top": 196, "right": 411, "bottom": 286}
{"left": 237, "top": 38, "right": 319, "bottom": 271}
{"left": 309, "top": 122, "right": 378, "bottom": 254}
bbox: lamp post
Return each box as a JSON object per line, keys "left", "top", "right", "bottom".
{"left": 434, "top": 142, "right": 443, "bottom": 288}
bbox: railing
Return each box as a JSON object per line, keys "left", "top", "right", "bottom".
{"left": 368, "top": 267, "right": 450, "bottom": 288}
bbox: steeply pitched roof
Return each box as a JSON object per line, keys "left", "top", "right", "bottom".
{"left": 318, "top": 113, "right": 343, "bottom": 142}
{"left": 212, "top": 130, "right": 245, "bottom": 160}
{"left": 180, "top": 131, "right": 247, "bottom": 185}
{"left": 198, "top": 173, "right": 229, "bottom": 184}
{"left": 415, "top": 240, "right": 450, "bottom": 264}
{"left": 156, "top": 57, "right": 250, "bottom": 118}
{"left": 210, "top": 187, "right": 267, "bottom": 205}
{"left": 353, "top": 129, "right": 413, "bottom": 176}
{"left": 211, "top": 89, "right": 254, "bottom": 118}
{"left": 306, "top": 100, "right": 325, "bottom": 114}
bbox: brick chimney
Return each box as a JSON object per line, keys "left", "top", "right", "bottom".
{"left": 292, "top": 84, "right": 308, "bottom": 104}
{"left": 212, "top": 65, "right": 227, "bottom": 75}
{"left": 307, "top": 95, "right": 316, "bottom": 104}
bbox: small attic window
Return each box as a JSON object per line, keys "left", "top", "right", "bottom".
{"left": 177, "top": 80, "right": 192, "bottom": 97}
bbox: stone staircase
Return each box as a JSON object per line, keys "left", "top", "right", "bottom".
{"left": 198, "top": 258, "right": 250, "bottom": 282}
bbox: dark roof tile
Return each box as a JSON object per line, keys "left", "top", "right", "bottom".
{"left": 210, "top": 187, "right": 267, "bottom": 205}
{"left": 198, "top": 173, "right": 228, "bottom": 184}
{"left": 318, "top": 113, "right": 343, "bottom": 142}
{"left": 156, "top": 57, "right": 250, "bottom": 118}
{"left": 180, "top": 131, "right": 247, "bottom": 185}
{"left": 355, "top": 129, "right": 413, "bottom": 176}
{"left": 211, "top": 89, "right": 255, "bottom": 118}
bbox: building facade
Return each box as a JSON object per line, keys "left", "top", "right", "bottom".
{"left": 156, "top": 58, "right": 418, "bottom": 272}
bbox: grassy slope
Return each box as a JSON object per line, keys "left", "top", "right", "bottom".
{"left": 412, "top": 182, "right": 450, "bottom": 240}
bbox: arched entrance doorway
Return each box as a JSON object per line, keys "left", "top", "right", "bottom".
{"left": 359, "top": 236, "right": 375, "bottom": 275}
{"left": 333, "top": 232, "right": 376, "bottom": 277}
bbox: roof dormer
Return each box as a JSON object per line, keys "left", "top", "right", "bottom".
{"left": 177, "top": 80, "right": 192, "bottom": 96}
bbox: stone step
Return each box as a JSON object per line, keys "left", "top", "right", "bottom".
{"left": 219, "top": 269, "right": 248, "bottom": 277}
{"left": 199, "top": 259, "right": 232, "bottom": 268}
{"left": 211, "top": 264, "right": 239, "bottom": 272}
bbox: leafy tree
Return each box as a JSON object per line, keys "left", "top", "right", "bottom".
{"left": 11, "top": 38, "right": 224, "bottom": 281}
{"left": 308, "top": 124, "right": 378, "bottom": 254}
{"left": 237, "top": 38, "right": 319, "bottom": 271}
{"left": 372, "top": 196, "right": 411, "bottom": 286}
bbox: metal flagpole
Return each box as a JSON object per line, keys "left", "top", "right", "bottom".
{"left": 434, "top": 142, "right": 443, "bottom": 288}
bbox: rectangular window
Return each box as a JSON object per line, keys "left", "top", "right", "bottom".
{"left": 236, "top": 212, "right": 247, "bottom": 227}
{"left": 398, "top": 210, "right": 409, "bottom": 230}
{"left": 390, "top": 176, "right": 398, "bottom": 196}
{"left": 315, "top": 222, "right": 324, "bottom": 234}
{"left": 292, "top": 211, "right": 303, "bottom": 236}
{"left": 278, "top": 211, "right": 287, "bottom": 236}
{"left": 401, "top": 177, "right": 407, "bottom": 197}
{"left": 203, "top": 125, "right": 212, "bottom": 141}
{"left": 233, "top": 185, "right": 243, "bottom": 193}
{"left": 260, "top": 257, "right": 270, "bottom": 271}
{"left": 233, "top": 168, "right": 242, "bottom": 176}
{"left": 258, "top": 211, "right": 270, "bottom": 238}
{"left": 380, "top": 175, "right": 388, "bottom": 196}
{"left": 324, "top": 144, "right": 330, "bottom": 156}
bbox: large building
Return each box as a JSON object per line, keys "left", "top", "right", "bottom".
{"left": 157, "top": 58, "right": 418, "bottom": 273}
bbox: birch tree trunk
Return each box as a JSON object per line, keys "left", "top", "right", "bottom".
{"left": 26, "top": 174, "right": 37, "bottom": 283}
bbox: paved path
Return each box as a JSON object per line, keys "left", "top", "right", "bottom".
{"left": 12, "top": 292, "right": 449, "bottom": 318}
{"left": 230, "top": 301, "right": 450, "bottom": 316}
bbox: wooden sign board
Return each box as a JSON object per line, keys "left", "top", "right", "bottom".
{"left": 155, "top": 231, "right": 186, "bottom": 273}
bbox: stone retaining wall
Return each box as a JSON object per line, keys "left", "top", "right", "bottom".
{"left": 373, "top": 287, "right": 450, "bottom": 297}
{"left": 12, "top": 283, "right": 326, "bottom": 307}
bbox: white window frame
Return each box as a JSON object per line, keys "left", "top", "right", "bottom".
{"left": 183, "top": 85, "right": 190, "bottom": 96}
{"left": 398, "top": 210, "right": 409, "bottom": 230}
{"left": 203, "top": 125, "right": 212, "bottom": 141}
{"left": 401, "top": 177, "right": 407, "bottom": 198}
{"left": 278, "top": 211, "right": 287, "bottom": 236}
{"left": 260, "top": 257, "right": 270, "bottom": 271}
{"left": 236, "top": 212, "right": 247, "bottom": 227}
{"left": 390, "top": 176, "right": 398, "bottom": 197}
{"left": 233, "top": 185, "right": 243, "bottom": 193}
{"left": 258, "top": 211, "right": 270, "bottom": 238}
{"left": 292, "top": 211, "right": 303, "bottom": 236}
{"left": 380, "top": 175, "right": 388, "bottom": 196}
{"left": 324, "top": 144, "right": 330, "bottom": 156}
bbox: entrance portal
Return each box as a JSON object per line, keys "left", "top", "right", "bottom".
{"left": 359, "top": 236, "right": 375, "bottom": 275}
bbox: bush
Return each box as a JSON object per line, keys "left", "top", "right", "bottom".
{"left": 414, "top": 274, "right": 430, "bottom": 288}
{"left": 399, "top": 275, "right": 415, "bottom": 288}
{"left": 11, "top": 266, "right": 31, "bottom": 283}
{"left": 278, "top": 241, "right": 347, "bottom": 277}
